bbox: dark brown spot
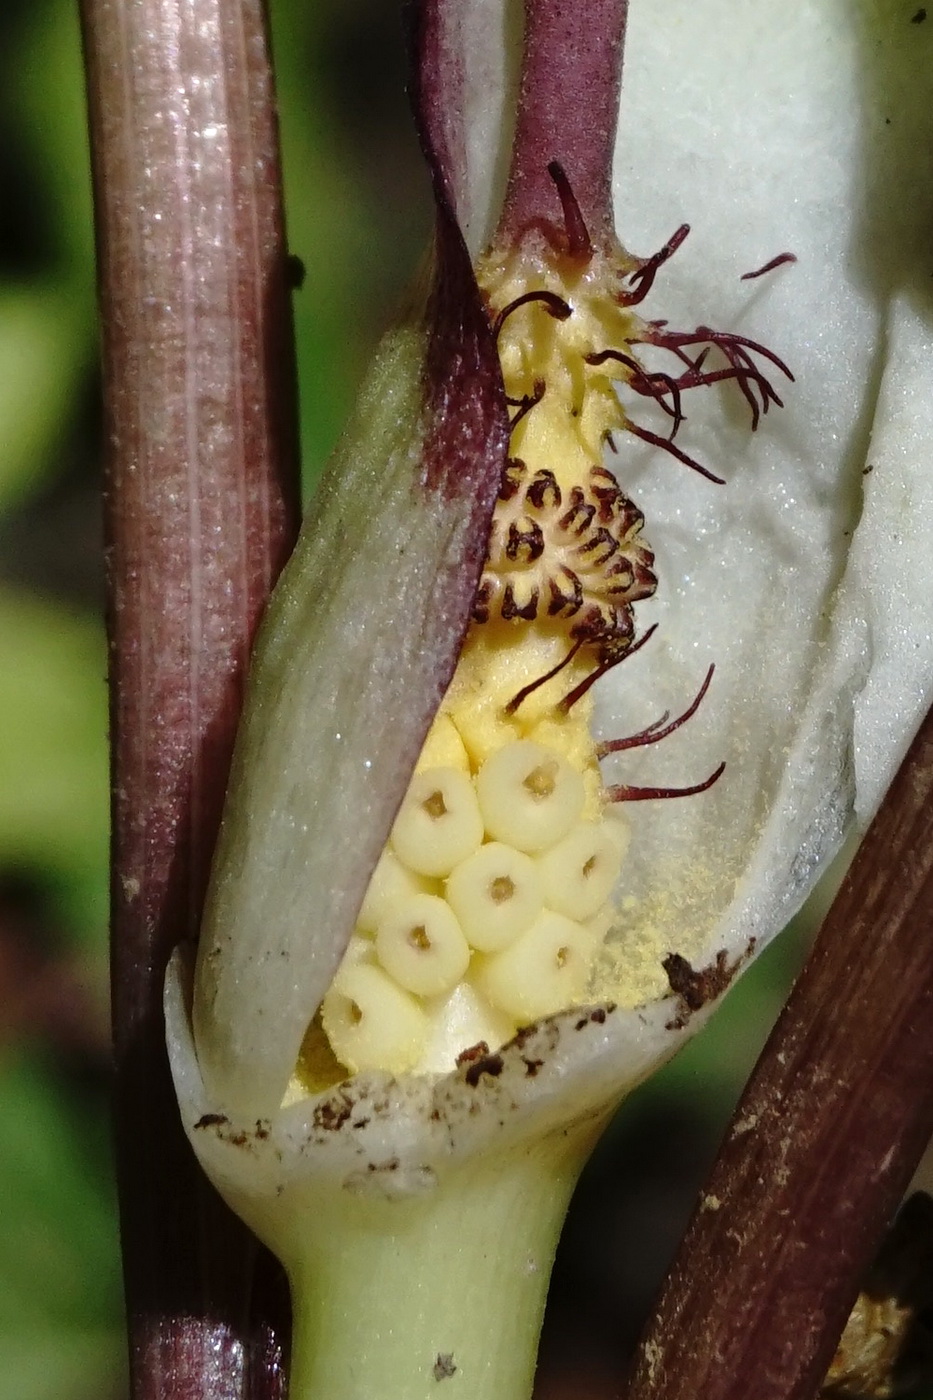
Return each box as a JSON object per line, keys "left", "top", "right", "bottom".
{"left": 464, "top": 1052, "right": 505, "bottom": 1087}
{"left": 662, "top": 949, "right": 742, "bottom": 1027}
{"left": 285, "top": 253, "right": 306, "bottom": 289}
{"left": 423, "top": 789, "right": 447, "bottom": 819}
{"left": 194, "top": 1113, "right": 228, "bottom": 1130}
{"left": 433, "top": 1353, "right": 457, "bottom": 1381}
{"left": 314, "top": 1098, "right": 353, "bottom": 1132}
{"left": 456, "top": 1040, "right": 491, "bottom": 1067}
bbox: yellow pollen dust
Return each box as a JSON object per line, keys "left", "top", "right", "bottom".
{"left": 294, "top": 237, "right": 659, "bottom": 1093}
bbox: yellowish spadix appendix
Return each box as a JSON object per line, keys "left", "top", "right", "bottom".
{"left": 310, "top": 183, "right": 694, "bottom": 1085}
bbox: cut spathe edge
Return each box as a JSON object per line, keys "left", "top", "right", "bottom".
{"left": 169, "top": 945, "right": 715, "bottom": 1206}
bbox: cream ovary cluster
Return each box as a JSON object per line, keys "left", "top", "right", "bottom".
{"left": 320, "top": 724, "right": 629, "bottom": 1076}
{"left": 311, "top": 239, "right": 653, "bottom": 1084}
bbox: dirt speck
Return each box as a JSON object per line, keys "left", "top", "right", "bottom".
{"left": 314, "top": 1097, "right": 352, "bottom": 1132}
{"left": 194, "top": 1113, "right": 228, "bottom": 1130}
{"left": 464, "top": 1052, "right": 504, "bottom": 1087}
{"left": 433, "top": 1353, "right": 457, "bottom": 1381}
{"left": 662, "top": 948, "right": 746, "bottom": 1028}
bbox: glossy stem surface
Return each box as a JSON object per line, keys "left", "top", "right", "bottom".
{"left": 625, "top": 697, "right": 933, "bottom": 1400}
{"left": 79, "top": 0, "right": 300, "bottom": 1392}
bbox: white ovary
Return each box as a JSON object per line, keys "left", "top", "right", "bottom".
{"left": 390, "top": 767, "right": 485, "bottom": 877}
{"left": 445, "top": 841, "right": 544, "bottom": 952}
{"left": 320, "top": 961, "right": 428, "bottom": 1075}
{"left": 315, "top": 729, "right": 631, "bottom": 1075}
{"left": 475, "top": 740, "right": 585, "bottom": 854}
{"left": 536, "top": 820, "right": 629, "bottom": 921}
{"left": 374, "top": 893, "right": 472, "bottom": 997}
{"left": 419, "top": 981, "right": 519, "bottom": 1074}
{"left": 357, "top": 848, "right": 437, "bottom": 932}
{"left": 473, "top": 910, "right": 598, "bottom": 1022}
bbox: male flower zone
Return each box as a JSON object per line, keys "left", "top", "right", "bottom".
{"left": 166, "top": 4, "right": 933, "bottom": 1399}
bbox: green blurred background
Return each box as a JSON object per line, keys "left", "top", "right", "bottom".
{"left": 0, "top": 1, "right": 820, "bottom": 1397}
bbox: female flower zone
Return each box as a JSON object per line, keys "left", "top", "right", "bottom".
{"left": 167, "top": 2, "right": 933, "bottom": 1398}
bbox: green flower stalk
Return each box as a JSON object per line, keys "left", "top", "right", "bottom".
{"left": 167, "top": 2, "right": 933, "bottom": 1398}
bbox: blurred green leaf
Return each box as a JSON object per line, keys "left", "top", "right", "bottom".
{"left": 0, "top": 588, "right": 107, "bottom": 945}
{"left": 269, "top": 0, "right": 432, "bottom": 486}
{"left": 0, "top": 1053, "right": 123, "bottom": 1400}
{"left": 0, "top": 291, "right": 90, "bottom": 517}
{"left": 9, "top": 0, "right": 95, "bottom": 278}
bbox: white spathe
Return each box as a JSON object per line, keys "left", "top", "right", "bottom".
{"left": 168, "top": 0, "right": 933, "bottom": 1185}
{"left": 585, "top": 0, "right": 933, "bottom": 997}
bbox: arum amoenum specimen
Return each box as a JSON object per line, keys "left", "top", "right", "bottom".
{"left": 168, "top": 1, "right": 933, "bottom": 1398}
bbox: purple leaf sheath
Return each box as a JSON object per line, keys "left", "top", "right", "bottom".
{"left": 624, "top": 701, "right": 933, "bottom": 1400}
{"left": 80, "top": 0, "right": 299, "bottom": 1394}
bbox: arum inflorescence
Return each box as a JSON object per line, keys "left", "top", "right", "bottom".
{"left": 165, "top": 1, "right": 933, "bottom": 1398}
{"left": 309, "top": 159, "right": 791, "bottom": 1083}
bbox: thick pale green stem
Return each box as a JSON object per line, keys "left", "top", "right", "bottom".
{"left": 267, "top": 1126, "right": 601, "bottom": 1400}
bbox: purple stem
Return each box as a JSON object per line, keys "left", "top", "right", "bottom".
{"left": 623, "top": 696, "right": 933, "bottom": 1400}
{"left": 79, "top": 0, "right": 299, "bottom": 1394}
{"left": 496, "top": 0, "right": 629, "bottom": 251}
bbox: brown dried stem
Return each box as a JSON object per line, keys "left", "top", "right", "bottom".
{"left": 79, "top": 0, "right": 300, "bottom": 1394}
{"left": 625, "top": 699, "right": 933, "bottom": 1400}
